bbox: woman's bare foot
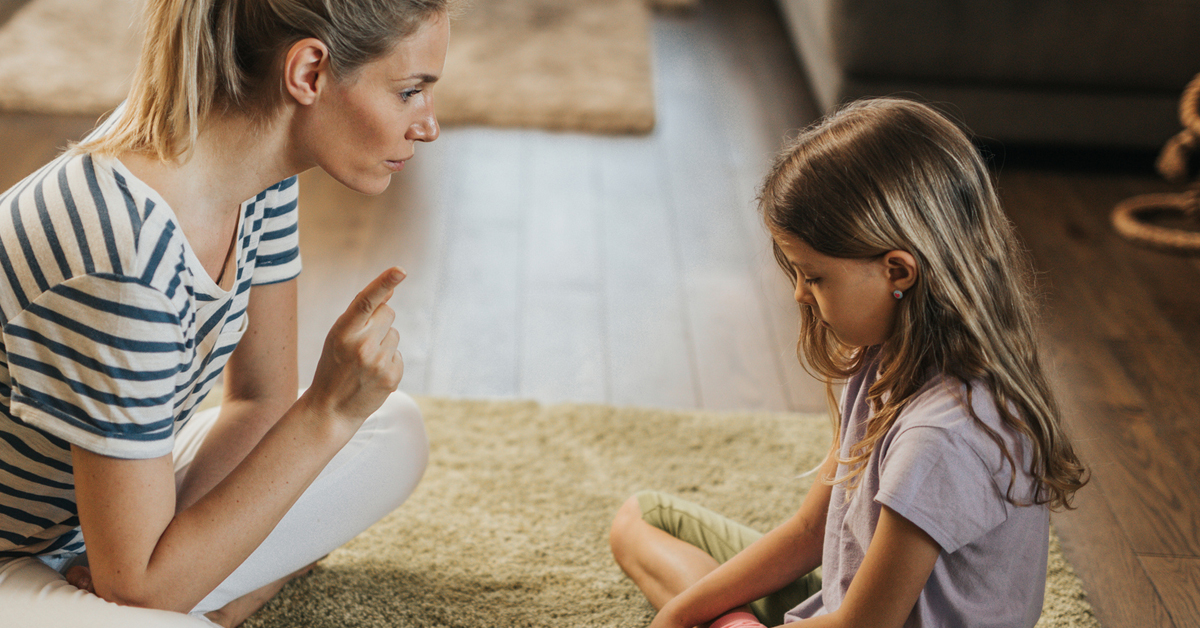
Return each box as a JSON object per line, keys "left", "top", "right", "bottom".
{"left": 204, "top": 562, "right": 317, "bottom": 628}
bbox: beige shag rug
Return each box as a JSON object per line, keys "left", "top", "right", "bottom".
{"left": 0, "top": 0, "right": 686, "bottom": 133}
{"left": 233, "top": 396, "right": 1099, "bottom": 628}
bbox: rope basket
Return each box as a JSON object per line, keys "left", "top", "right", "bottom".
{"left": 1111, "top": 192, "right": 1200, "bottom": 254}
{"left": 1112, "top": 73, "right": 1200, "bottom": 255}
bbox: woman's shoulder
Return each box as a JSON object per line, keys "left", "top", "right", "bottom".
{"left": 0, "top": 151, "right": 191, "bottom": 302}
{"left": 259, "top": 175, "right": 299, "bottom": 215}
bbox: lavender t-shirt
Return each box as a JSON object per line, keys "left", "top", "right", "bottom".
{"left": 786, "top": 350, "right": 1049, "bottom": 627}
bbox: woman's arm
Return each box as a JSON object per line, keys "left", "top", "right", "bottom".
{"left": 651, "top": 450, "right": 838, "bottom": 628}
{"left": 175, "top": 279, "right": 299, "bottom": 513}
{"left": 788, "top": 505, "right": 940, "bottom": 628}
{"left": 72, "top": 268, "right": 406, "bottom": 613}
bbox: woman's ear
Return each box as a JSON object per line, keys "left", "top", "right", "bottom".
{"left": 283, "top": 38, "right": 331, "bottom": 106}
{"left": 883, "top": 250, "right": 918, "bottom": 292}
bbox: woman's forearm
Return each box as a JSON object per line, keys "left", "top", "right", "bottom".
{"left": 77, "top": 269, "right": 404, "bottom": 612}
{"left": 153, "top": 392, "right": 360, "bottom": 607}
{"left": 174, "top": 395, "right": 295, "bottom": 514}
{"left": 76, "top": 392, "right": 358, "bottom": 612}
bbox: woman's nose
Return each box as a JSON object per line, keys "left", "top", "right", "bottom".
{"left": 410, "top": 106, "right": 440, "bottom": 143}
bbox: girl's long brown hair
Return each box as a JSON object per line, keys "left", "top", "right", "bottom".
{"left": 759, "top": 98, "right": 1087, "bottom": 510}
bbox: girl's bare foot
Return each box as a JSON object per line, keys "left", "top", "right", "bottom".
{"left": 204, "top": 562, "right": 317, "bottom": 628}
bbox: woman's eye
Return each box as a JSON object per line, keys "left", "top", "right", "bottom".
{"left": 400, "top": 89, "right": 422, "bottom": 103}
{"left": 803, "top": 277, "right": 820, "bottom": 286}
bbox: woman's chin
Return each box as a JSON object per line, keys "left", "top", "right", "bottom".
{"left": 333, "top": 172, "right": 394, "bottom": 196}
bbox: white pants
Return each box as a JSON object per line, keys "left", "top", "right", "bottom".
{"left": 0, "top": 391, "right": 429, "bottom": 627}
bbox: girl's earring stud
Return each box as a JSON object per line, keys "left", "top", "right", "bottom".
{"left": 892, "top": 289, "right": 904, "bottom": 299}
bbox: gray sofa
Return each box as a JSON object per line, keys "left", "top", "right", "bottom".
{"left": 775, "top": 0, "right": 1200, "bottom": 148}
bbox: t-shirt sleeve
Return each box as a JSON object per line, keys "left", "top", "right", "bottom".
{"left": 3, "top": 274, "right": 187, "bottom": 459}
{"left": 875, "top": 425, "right": 1009, "bottom": 554}
{"left": 252, "top": 176, "right": 302, "bottom": 286}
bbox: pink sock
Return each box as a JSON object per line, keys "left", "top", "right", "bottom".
{"left": 710, "top": 611, "right": 767, "bottom": 628}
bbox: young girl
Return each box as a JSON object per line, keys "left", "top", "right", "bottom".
{"left": 609, "top": 98, "right": 1088, "bottom": 628}
{"left": 0, "top": 1, "right": 450, "bottom": 626}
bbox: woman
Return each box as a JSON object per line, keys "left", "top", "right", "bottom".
{"left": 0, "top": 0, "right": 450, "bottom": 625}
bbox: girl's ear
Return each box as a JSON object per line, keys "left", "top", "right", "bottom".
{"left": 883, "top": 250, "right": 918, "bottom": 292}
{"left": 284, "top": 38, "right": 331, "bottom": 106}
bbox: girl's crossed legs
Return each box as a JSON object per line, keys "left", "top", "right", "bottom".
{"left": 610, "top": 491, "right": 820, "bottom": 626}
{"left": 0, "top": 391, "right": 429, "bottom": 628}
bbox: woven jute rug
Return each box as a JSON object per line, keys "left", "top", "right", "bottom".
{"left": 232, "top": 396, "right": 1099, "bottom": 628}
{"left": 0, "top": 0, "right": 687, "bottom": 133}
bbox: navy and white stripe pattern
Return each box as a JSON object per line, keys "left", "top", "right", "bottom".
{"left": 0, "top": 149, "right": 301, "bottom": 558}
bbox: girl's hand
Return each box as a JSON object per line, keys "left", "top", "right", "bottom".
{"left": 304, "top": 267, "right": 406, "bottom": 425}
{"left": 648, "top": 605, "right": 690, "bottom": 628}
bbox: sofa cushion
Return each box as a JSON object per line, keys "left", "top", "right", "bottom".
{"left": 829, "top": 0, "right": 1200, "bottom": 91}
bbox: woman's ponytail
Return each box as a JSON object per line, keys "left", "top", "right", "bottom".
{"left": 80, "top": 0, "right": 233, "bottom": 160}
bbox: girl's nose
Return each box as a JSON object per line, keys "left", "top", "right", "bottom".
{"left": 793, "top": 282, "right": 812, "bottom": 305}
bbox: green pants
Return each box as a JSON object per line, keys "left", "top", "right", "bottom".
{"left": 637, "top": 491, "right": 821, "bottom": 625}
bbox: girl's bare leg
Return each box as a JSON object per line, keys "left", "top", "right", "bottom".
{"left": 203, "top": 562, "right": 316, "bottom": 628}
{"left": 609, "top": 496, "right": 722, "bottom": 609}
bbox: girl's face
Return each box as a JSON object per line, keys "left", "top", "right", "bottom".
{"left": 774, "top": 233, "right": 913, "bottom": 348}
{"left": 302, "top": 12, "right": 449, "bottom": 195}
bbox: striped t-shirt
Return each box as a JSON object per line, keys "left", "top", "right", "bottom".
{"left": 0, "top": 145, "right": 302, "bottom": 558}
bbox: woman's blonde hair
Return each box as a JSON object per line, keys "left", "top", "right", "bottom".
{"left": 759, "top": 98, "right": 1087, "bottom": 510}
{"left": 78, "top": 0, "right": 451, "bottom": 161}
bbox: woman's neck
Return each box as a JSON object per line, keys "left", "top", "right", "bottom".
{"left": 117, "top": 109, "right": 306, "bottom": 285}
{"left": 120, "top": 110, "right": 301, "bottom": 222}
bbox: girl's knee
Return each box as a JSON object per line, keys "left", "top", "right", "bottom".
{"left": 610, "top": 494, "right": 648, "bottom": 559}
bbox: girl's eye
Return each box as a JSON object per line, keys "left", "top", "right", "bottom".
{"left": 803, "top": 277, "right": 820, "bottom": 286}
{"left": 400, "top": 89, "right": 422, "bottom": 103}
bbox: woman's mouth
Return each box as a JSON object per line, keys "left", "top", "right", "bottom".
{"left": 385, "top": 160, "right": 406, "bottom": 172}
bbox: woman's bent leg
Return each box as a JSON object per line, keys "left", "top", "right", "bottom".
{"left": 0, "top": 557, "right": 212, "bottom": 628}
{"left": 187, "top": 391, "right": 429, "bottom": 616}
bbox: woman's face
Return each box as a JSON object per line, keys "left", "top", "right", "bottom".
{"left": 774, "top": 234, "right": 906, "bottom": 348}
{"left": 303, "top": 12, "right": 450, "bottom": 195}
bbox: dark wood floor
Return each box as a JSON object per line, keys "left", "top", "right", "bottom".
{"left": 2, "top": 0, "right": 1198, "bottom": 626}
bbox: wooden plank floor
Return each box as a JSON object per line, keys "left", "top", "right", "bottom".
{"left": 2, "top": 0, "right": 1198, "bottom": 626}
{"left": 284, "top": 0, "right": 829, "bottom": 412}
{"left": 998, "top": 164, "right": 1200, "bottom": 628}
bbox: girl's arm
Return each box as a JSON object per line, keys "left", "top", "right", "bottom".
{"left": 789, "top": 505, "right": 940, "bottom": 628}
{"left": 174, "top": 279, "right": 300, "bottom": 513}
{"left": 71, "top": 268, "right": 406, "bottom": 613}
{"left": 651, "top": 450, "right": 838, "bottom": 628}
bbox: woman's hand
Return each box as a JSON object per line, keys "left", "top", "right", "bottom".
{"left": 65, "top": 565, "right": 94, "bottom": 594}
{"left": 304, "top": 267, "right": 407, "bottom": 424}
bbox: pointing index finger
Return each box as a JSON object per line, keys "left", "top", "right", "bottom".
{"left": 347, "top": 267, "right": 406, "bottom": 328}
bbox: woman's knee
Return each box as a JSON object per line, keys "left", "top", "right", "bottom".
{"left": 371, "top": 391, "right": 430, "bottom": 486}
